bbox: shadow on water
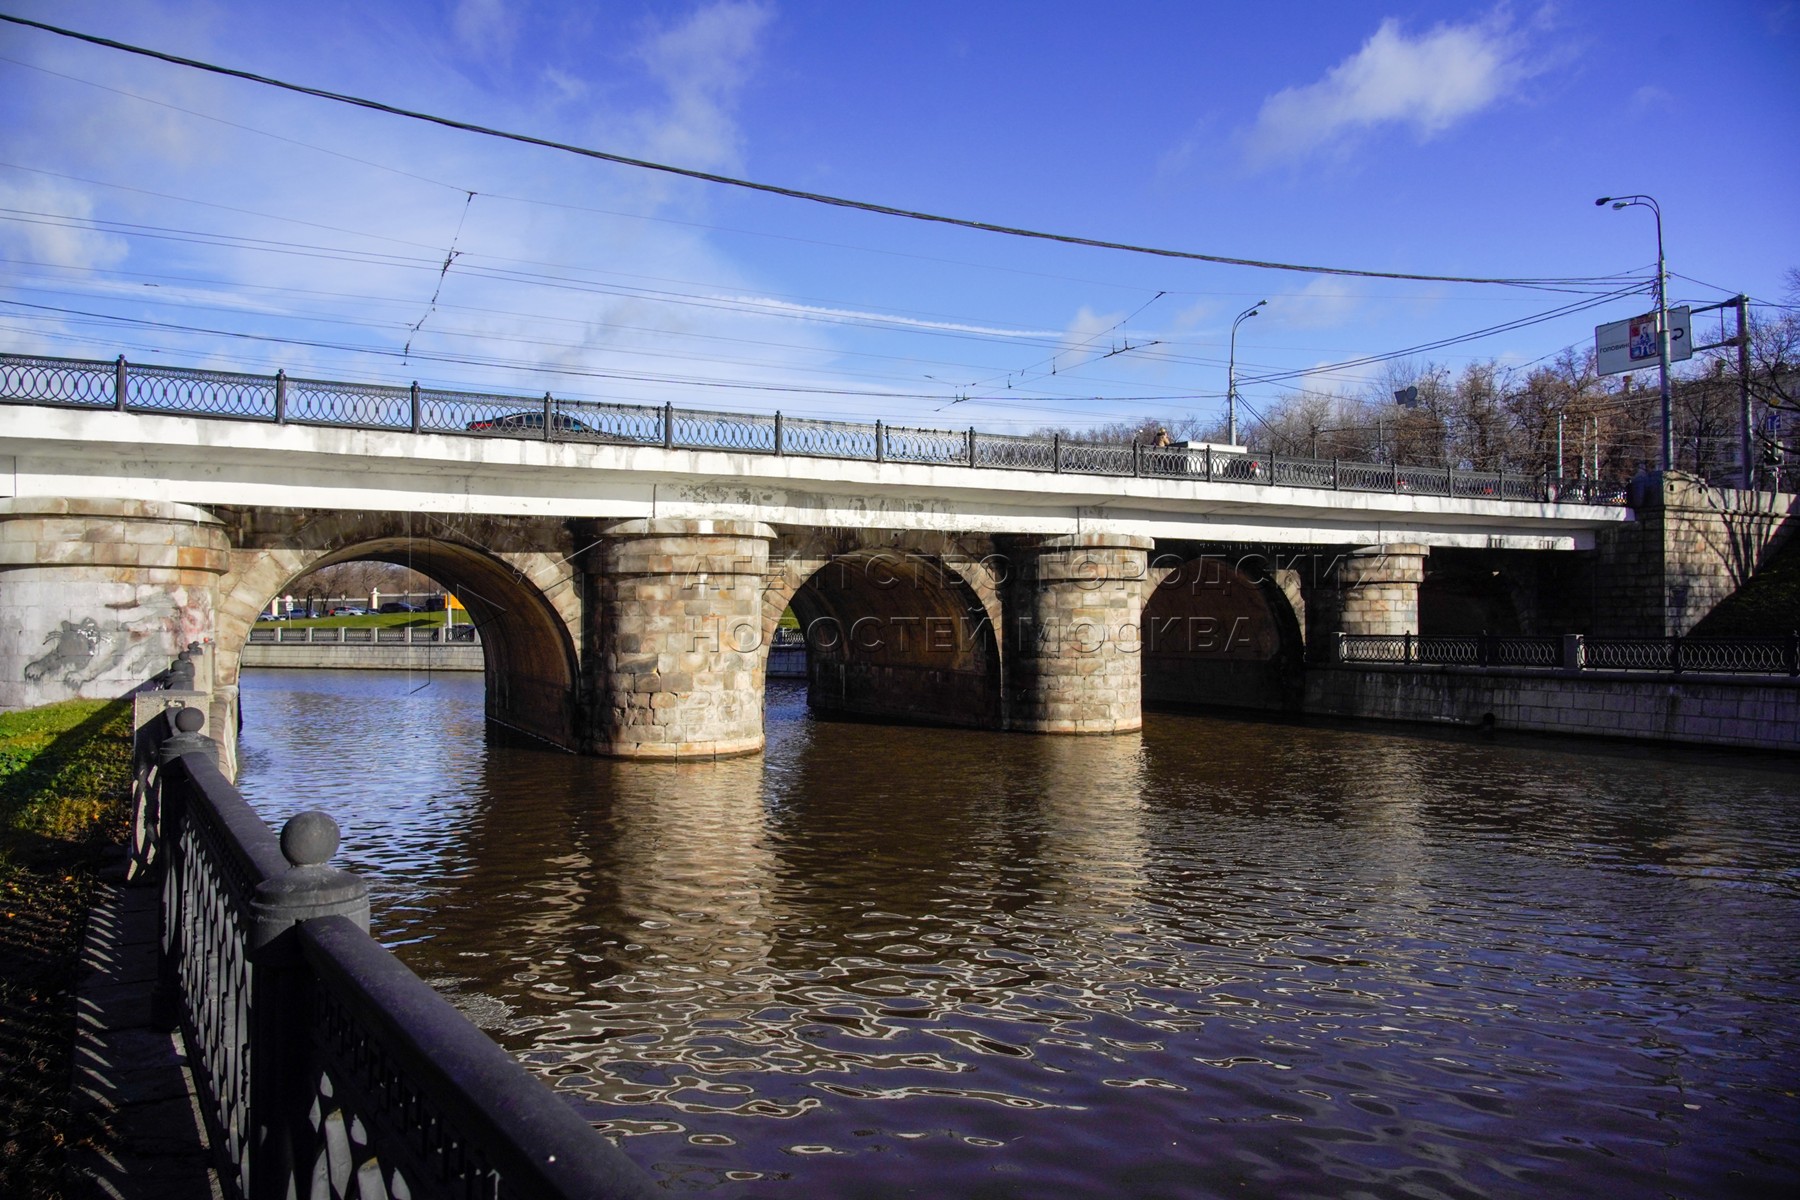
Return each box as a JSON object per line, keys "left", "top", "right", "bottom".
{"left": 238, "top": 670, "right": 1800, "bottom": 1199}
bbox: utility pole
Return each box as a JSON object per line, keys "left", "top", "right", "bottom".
{"left": 1596, "top": 196, "right": 1672, "bottom": 471}
{"left": 1227, "top": 300, "right": 1265, "bottom": 446}
{"left": 1737, "top": 295, "right": 1752, "bottom": 488}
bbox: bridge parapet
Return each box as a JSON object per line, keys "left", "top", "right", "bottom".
{"left": 1, "top": 350, "right": 1630, "bottom": 510}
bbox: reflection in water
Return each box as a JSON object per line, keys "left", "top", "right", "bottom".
{"left": 240, "top": 670, "right": 1800, "bottom": 1198}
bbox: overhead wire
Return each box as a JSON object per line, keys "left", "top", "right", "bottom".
{"left": 1235, "top": 286, "right": 1646, "bottom": 389}
{"left": 0, "top": 207, "right": 1098, "bottom": 348}
{"left": 0, "top": 11, "right": 1640, "bottom": 289}
{"left": 0, "top": 53, "right": 1661, "bottom": 307}
{"left": 0, "top": 14, "right": 1705, "bottom": 434}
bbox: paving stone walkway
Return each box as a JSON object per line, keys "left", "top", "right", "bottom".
{"left": 67, "top": 857, "right": 221, "bottom": 1200}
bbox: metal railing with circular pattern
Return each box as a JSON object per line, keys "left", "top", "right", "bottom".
{"left": 1340, "top": 632, "right": 1799, "bottom": 675}
{"left": 781, "top": 415, "right": 878, "bottom": 460}
{"left": 0, "top": 353, "right": 115, "bottom": 406}
{"left": 128, "top": 363, "right": 276, "bottom": 418}
{"left": 672, "top": 405, "right": 777, "bottom": 453}
{"left": 288, "top": 378, "right": 412, "bottom": 429}
{"left": 0, "top": 350, "right": 1636, "bottom": 508}
{"left": 884, "top": 424, "right": 968, "bottom": 466}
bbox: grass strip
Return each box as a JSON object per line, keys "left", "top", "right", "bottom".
{"left": 0, "top": 698, "right": 133, "bottom": 1200}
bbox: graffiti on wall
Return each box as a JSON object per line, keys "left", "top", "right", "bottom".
{"left": 23, "top": 618, "right": 103, "bottom": 686}
{"left": 18, "top": 589, "right": 211, "bottom": 693}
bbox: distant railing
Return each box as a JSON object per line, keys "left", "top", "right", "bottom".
{"left": 247, "top": 624, "right": 481, "bottom": 645}
{"left": 140, "top": 700, "right": 655, "bottom": 1200}
{"left": 0, "top": 351, "right": 1631, "bottom": 507}
{"left": 1337, "top": 631, "right": 1800, "bottom": 676}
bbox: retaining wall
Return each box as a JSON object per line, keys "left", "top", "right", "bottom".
{"left": 1305, "top": 664, "right": 1799, "bottom": 752}
{"left": 241, "top": 642, "right": 483, "bottom": 671}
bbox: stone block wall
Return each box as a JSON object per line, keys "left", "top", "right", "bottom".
{"left": 1306, "top": 544, "right": 1428, "bottom": 642}
{"left": 240, "top": 642, "right": 484, "bottom": 671}
{"left": 593, "top": 518, "right": 773, "bottom": 759}
{"left": 0, "top": 497, "right": 228, "bottom": 711}
{"left": 1002, "top": 534, "right": 1150, "bottom": 734}
{"left": 1591, "top": 473, "right": 1796, "bottom": 636}
{"left": 1306, "top": 664, "right": 1799, "bottom": 752}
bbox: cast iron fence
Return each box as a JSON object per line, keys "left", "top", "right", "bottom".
{"left": 248, "top": 625, "right": 482, "bottom": 645}
{"left": 139, "top": 697, "right": 654, "bottom": 1200}
{"left": 1338, "top": 631, "right": 1800, "bottom": 675}
{"left": 1, "top": 351, "right": 1632, "bottom": 506}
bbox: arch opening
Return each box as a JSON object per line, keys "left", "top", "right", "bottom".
{"left": 1142, "top": 554, "right": 1304, "bottom": 713}
{"left": 785, "top": 551, "right": 1003, "bottom": 729}
{"left": 225, "top": 536, "right": 581, "bottom": 750}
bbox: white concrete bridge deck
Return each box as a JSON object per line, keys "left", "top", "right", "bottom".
{"left": 3, "top": 403, "right": 1629, "bottom": 550}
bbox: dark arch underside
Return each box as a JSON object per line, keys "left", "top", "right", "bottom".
{"left": 1141, "top": 556, "right": 1303, "bottom": 713}
{"left": 788, "top": 552, "right": 1003, "bottom": 729}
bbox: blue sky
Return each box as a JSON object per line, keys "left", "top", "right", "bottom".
{"left": 1, "top": 1, "right": 1795, "bottom": 435}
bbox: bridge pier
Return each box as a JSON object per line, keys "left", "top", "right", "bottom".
{"left": 1003, "top": 534, "right": 1151, "bottom": 734}
{"left": 0, "top": 497, "right": 232, "bottom": 740}
{"left": 1314, "top": 543, "right": 1429, "bottom": 642}
{"left": 594, "top": 518, "right": 774, "bottom": 759}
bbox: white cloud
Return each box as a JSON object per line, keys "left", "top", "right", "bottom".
{"left": 0, "top": 177, "right": 128, "bottom": 273}
{"left": 452, "top": 0, "right": 517, "bottom": 61}
{"left": 1245, "top": 13, "right": 1533, "bottom": 168}
{"left": 1270, "top": 277, "right": 1364, "bottom": 332}
{"left": 629, "top": 1, "right": 773, "bottom": 172}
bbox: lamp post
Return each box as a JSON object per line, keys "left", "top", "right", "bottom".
{"left": 1227, "top": 299, "right": 1266, "bottom": 447}
{"left": 1595, "top": 194, "right": 1671, "bottom": 472}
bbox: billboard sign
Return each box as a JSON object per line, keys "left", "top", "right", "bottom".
{"left": 1595, "top": 306, "right": 1691, "bottom": 376}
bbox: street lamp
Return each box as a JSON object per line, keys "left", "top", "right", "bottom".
{"left": 1227, "top": 299, "right": 1266, "bottom": 447}
{"left": 1595, "top": 194, "right": 1671, "bottom": 472}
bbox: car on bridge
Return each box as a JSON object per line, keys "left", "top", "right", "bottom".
{"left": 466, "top": 411, "right": 598, "bottom": 437}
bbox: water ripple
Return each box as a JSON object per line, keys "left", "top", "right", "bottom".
{"left": 239, "top": 671, "right": 1800, "bottom": 1198}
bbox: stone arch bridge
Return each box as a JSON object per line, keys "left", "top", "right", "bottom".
{"left": 7, "top": 373, "right": 1778, "bottom": 771}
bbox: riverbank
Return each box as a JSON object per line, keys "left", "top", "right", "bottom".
{"left": 0, "top": 699, "right": 132, "bottom": 1198}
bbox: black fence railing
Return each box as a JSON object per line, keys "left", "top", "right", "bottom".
{"left": 139, "top": 699, "right": 655, "bottom": 1200}
{"left": 247, "top": 624, "right": 481, "bottom": 645}
{"left": 1337, "top": 632, "right": 1800, "bottom": 675}
{"left": 0, "top": 351, "right": 1631, "bottom": 506}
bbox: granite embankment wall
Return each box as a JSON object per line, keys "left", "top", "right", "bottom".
{"left": 1305, "top": 665, "right": 1799, "bottom": 752}
{"left": 241, "top": 642, "right": 484, "bottom": 671}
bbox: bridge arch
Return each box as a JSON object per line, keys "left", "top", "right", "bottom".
{"left": 216, "top": 511, "right": 584, "bottom": 749}
{"left": 1141, "top": 552, "right": 1305, "bottom": 713}
{"left": 775, "top": 547, "right": 1005, "bottom": 729}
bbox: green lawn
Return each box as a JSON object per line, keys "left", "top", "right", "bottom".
{"left": 0, "top": 699, "right": 132, "bottom": 869}
{"left": 0, "top": 698, "right": 133, "bottom": 1197}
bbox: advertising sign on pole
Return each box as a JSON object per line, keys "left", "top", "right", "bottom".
{"left": 1595, "top": 306, "right": 1691, "bottom": 376}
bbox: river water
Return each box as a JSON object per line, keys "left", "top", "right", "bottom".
{"left": 237, "top": 669, "right": 1800, "bottom": 1198}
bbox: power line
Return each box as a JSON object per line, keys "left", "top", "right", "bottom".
{"left": 1, "top": 54, "right": 1669, "bottom": 308}
{"left": 0, "top": 207, "right": 1094, "bottom": 348}
{"left": 1236, "top": 287, "right": 1643, "bottom": 388}
{"left": 0, "top": 10, "right": 1640, "bottom": 290}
